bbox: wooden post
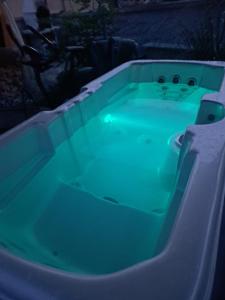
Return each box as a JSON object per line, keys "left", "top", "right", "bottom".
{"left": 0, "top": 5, "right": 14, "bottom": 47}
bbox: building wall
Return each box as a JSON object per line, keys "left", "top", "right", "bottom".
{"left": 47, "top": 0, "right": 65, "bottom": 14}
{"left": 6, "top": 0, "right": 95, "bottom": 19}
{"left": 64, "top": 0, "right": 81, "bottom": 12}
{"left": 7, "top": 0, "right": 22, "bottom": 18}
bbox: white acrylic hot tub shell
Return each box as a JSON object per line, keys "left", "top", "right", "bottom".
{"left": 0, "top": 60, "right": 225, "bottom": 300}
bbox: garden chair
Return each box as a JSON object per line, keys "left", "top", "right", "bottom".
{"left": 1, "top": 0, "right": 94, "bottom": 107}
{"left": 6, "top": 22, "right": 93, "bottom": 107}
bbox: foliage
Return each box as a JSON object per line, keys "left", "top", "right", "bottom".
{"left": 60, "top": 0, "right": 115, "bottom": 48}
{"left": 182, "top": 4, "right": 225, "bottom": 60}
{"left": 73, "top": 0, "right": 115, "bottom": 12}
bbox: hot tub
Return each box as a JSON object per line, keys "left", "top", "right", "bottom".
{"left": 1, "top": 60, "right": 225, "bottom": 299}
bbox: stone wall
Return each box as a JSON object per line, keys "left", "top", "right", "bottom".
{"left": 118, "top": 0, "right": 203, "bottom": 11}
{"left": 119, "top": 0, "right": 161, "bottom": 8}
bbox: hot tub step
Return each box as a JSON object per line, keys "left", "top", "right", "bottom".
{"left": 34, "top": 183, "right": 164, "bottom": 275}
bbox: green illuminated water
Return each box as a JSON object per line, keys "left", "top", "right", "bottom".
{"left": 0, "top": 82, "right": 215, "bottom": 275}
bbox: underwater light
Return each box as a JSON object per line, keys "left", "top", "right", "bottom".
{"left": 103, "top": 114, "right": 114, "bottom": 123}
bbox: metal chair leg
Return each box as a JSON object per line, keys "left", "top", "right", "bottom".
{"left": 34, "top": 70, "right": 52, "bottom": 107}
